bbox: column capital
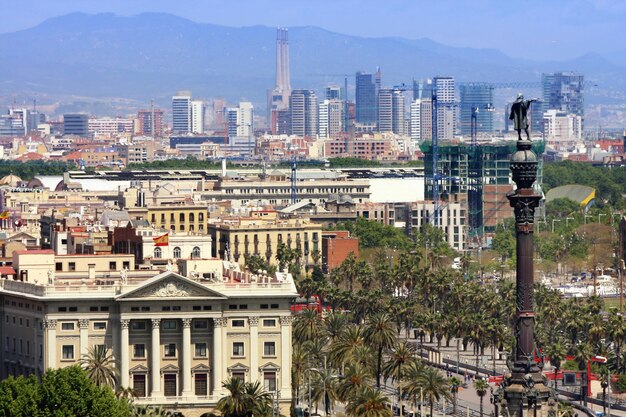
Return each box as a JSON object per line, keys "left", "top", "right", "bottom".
{"left": 151, "top": 318, "right": 161, "bottom": 328}
{"left": 213, "top": 317, "right": 227, "bottom": 328}
{"left": 43, "top": 319, "right": 57, "bottom": 330}
{"left": 79, "top": 319, "right": 89, "bottom": 329}
{"left": 182, "top": 318, "right": 192, "bottom": 328}
{"left": 120, "top": 319, "right": 130, "bottom": 329}
{"left": 248, "top": 316, "right": 259, "bottom": 326}
{"left": 279, "top": 316, "right": 293, "bottom": 326}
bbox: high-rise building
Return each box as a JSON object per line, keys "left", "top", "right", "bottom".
{"left": 63, "top": 114, "right": 89, "bottom": 136}
{"left": 409, "top": 98, "right": 433, "bottom": 143}
{"left": 289, "top": 90, "right": 317, "bottom": 137}
{"left": 318, "top": 99, "right": 343, "bottom": 138}
{"left": 543, "top": 109, "right": 582, "bottom": 146}
{"left": 434, "top": 76, "right": 456, "bottom": 141}
{"left": 377, "top": 88, "right": 405, "bottom": 135}
{"left": 355, "top": 69, "right": 381, "bottom": 124}
{"left": 226, "top": 102, "right": 254, "bottom": 138}
{"left": 172, "top": 91, "right": 192, "bottom": 133}
{"left": 191, "top": 100, "right": 206, "bottom": 134}
{"left": 413, "top": 79, "right": 434, "bottom": 101}
{"left": 459, "top": 83, "right": 494, "bottom": 136}
{"left": 325, "top": 87, "right": 342, "bottom": 100}
{"left": 137, "top": 109, "right": 164, "bottom": 136}
{"left": 267, "top": 28, "right": 292, "bottom": 120}
{"left": 542, "top": 72, "right": 584, "bottom": 118}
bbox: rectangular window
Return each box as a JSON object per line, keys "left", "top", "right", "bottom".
{"left": 122, "top": 261, "right": 130, "bottom": 269}
{"left": 164, "top": 374, "right": 177, "bottom": 397}
{"left": 134, "top": 344, "right": 146, "bottom": 358}
{"left": 133, "top": 374, "right": 146, "bottom": 398}
{"left": 232, "top": 342, "right": 244, "bottom": 357}
{"left": 68, "top": 262, "right": 76, "bottom": 271}
{"left": 195, "top": 343, "right": 207, "bottom": 357}
{"left": 260, "top": 304, "right": 269, "bottom": 309}
{"left": 109, "top": 261, "right": 116, "bottom": 271}
{"left": 228, "top": 304, "right": 238, "bottom": 310}
{"left": 195, "top": 373, "right": 208, "bottom": 396}
{"left": 232, "top": 371, "right": 245, "bottom": 381}
{"left": 164, "top": 343, "right": 176, "bottom": 358}
{"left": 194, "top": 320, "right": 208, "bottom": 329}
{"left": 61, "top": 322, "right": 75, "bottom": 331}
{"left": 239, "top": 304, "right": 248, "bottom": 310}
{"left": 232, "top": 319, "right": 245, "bottom": 328}
{"left": 263, "top": 372, "right": 277, "bottom": 392}
{"left": 162, "top": 320, "right": 177, "bottom": 330}
{"left": 263, "top": 319, "right": 276, "bottom": 327}
{"left": 55, "top": 262, "right": 62, "bottom": 271}
{"left": 69, "top": 307, "right": 78, "bottom": 312}
{"left": 93, "top": 322, "right": 107, "bottom": 330}
{"left": 62, "top": 345, "right": 74, "bottom": 360}
{"left": 270, "top": 304, "right": 279, "bottom": 309}
{"left": 264, "top": 342, "right": 276, "bottom": 357}
{"left": 90, "top": 306, "right": 99, "bottom": 312}
{"left": 131, "top": 321, "right": 147, "bottom": 331}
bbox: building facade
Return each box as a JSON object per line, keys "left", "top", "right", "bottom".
{"left": 355, "top": 70, "right": 381, "bottom": 124}
{"left": 318, "top": 99, "right": 343, "bottom": 138}
{"left": 542, "top": 72, "right": 584, "bottom": 118}
{"left": 172, "top": 92, "right": 193, "bottom": 134}
{"left": 289, "top": 90, "right": 318, "bottom": 137}
{"left": 63, "top": 114, "right": 89, "bottom": 137}
{"left": 459, "top": 83, "right": 494, "bottom": 136}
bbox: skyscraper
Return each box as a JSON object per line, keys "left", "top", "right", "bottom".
{"left": 191, "top": 100, "right": 206, "bottom": 134}
{"left": 172, "top": 91, "right": 192, "bottom": 133}
{"left": 434, "top": 76, "right": 456, "bottom": 141}
{"left": 355, "top": 69, "right": 381, "bottom": 124}
{"left": 413, "top": 79, "right": 434, "bottom": 101}
{"left": 226, "top": 102, "right": 254, "bottom": 137}
{"left": 267, "top": 28, "right": 292, "bottom": 121}
{"left": 289, "top": 90, "right": 318, "bottom": 137}
{"left": 410, "top": 98, "right": 432, "bottom": 143}
{"left": 459, "top": 83, "right": 494, "bottom": 135}
{"left": 325, "top": 87, "right": 342, "bottom": 100}
{"left": 377, "top": 88, "right": 405, "bottom": 135}
{"left": 542, "top": 72, "right": 584, "bottom": 117}
{"left": 319, "top": 99, "right": 343, "bottom": 138}
{"left": 137, "top": 109, "right": 164, "bottom": 136}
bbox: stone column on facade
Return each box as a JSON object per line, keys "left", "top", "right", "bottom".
{"left": 79, "top": 319, "right": 89, "bottom": 359}
{"left": 151, "top": 319, "right": 161, "bottom": 397}
{"left": 120, "top": 319, "right": 130, "bottom": 389}
{"left": 181, "top": 318, "right": 193, "bottom": 396}
{"left": 212, "top": 318, "right": 226, "bottom": 396}
{"left": 44, "top": 320, "right": 57, "bottom": 369}
{"left": 279, "top": 316, "right": 292, "bottom": 398}
{"left": 249, "top": 316, "right": 259, "bottom": 383}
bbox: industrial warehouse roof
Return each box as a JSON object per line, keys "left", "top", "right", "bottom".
{"left": 545, "top": 184, "right": 595, "bottom": 206}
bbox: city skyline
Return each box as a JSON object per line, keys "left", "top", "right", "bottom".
{"left": 1, "top": 0, "right": 626, "bottom": 61}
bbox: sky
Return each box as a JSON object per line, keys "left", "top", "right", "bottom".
{"left": 1, "top": 0, "right": 625, "bottom": 61}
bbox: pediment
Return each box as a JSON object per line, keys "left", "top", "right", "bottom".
{"left": 116, "top": 271, "right": 227, "bottom": 300}
{"left": 192, "top": 364, "right": 212, "bottom": 373}
{"left": 160, "top": 364, "right": 180, "bottom": 374}
{"left": 259, "top": 362, "right": 281, "bottom": 371}
{"left": 227, "top": 362, "right": 249, "bottom": 372}
{"left": 129, "top": 364, "right": 149, "bottom": 374}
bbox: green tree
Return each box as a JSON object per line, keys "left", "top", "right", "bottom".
{"left": 474, "top": 378, "right": 489, "bottom": 417}
{"left": 449, "top": 376, "right": 462, "bottom": 415}
{"left": 364, "top": 312, "right": 397, "bottom": 388}
{"left": 345, "top": 387, "right": 392, "bottom": 417}
{"left": 0, "top": 375, "right": 39, "bottom": 417}
{"left": 80, "top": 344, "right": 119, "bottom": 388}
{"left": 545, "top": 198, "right": 581, "bottom": 218}
{"left": 419, "top": 367, "right": 451, "bottom": 417}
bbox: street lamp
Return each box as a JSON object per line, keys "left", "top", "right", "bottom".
{"left": 584, "top": 214, "right": 592, "bottom": 224}
{"left": 565, "top": 217, "right": 574, "bottom": 227}
{"left": 551, "top": 219, "right": 560, "bottom": 233}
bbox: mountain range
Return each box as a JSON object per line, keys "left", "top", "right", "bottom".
{"left": 0, "top": 12, "right": 624, "bottom": 113}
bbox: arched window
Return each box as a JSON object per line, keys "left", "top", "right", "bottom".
{"left": 154, "top": 247, "right": 162, "bottom": 259}
{"left": 192, "top": 247, "right": 201, "bottom": 258}
{"left": 179, "top": 213, "right": 185, "bottom": 222}
{"left": 173, "top": 247, "right": 181, "bottom": 258}
{"left": 199, "top": 213, "right": 204, "bottom": 222}
{"left": 189, "top": 213, "right": 195, "bottom": 222}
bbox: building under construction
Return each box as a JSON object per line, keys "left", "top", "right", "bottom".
{"left": 421, "top": 140, "right": 545, "bottom": 243}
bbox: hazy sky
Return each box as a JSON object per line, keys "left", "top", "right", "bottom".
{"left": 2, "top": 0, "right": 625, "bottom": 60}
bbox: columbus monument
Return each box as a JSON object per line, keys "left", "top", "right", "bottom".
{"left": 492, "top": 100, "right": 558, "bottom": 417}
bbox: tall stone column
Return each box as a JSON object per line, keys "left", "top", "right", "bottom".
{"left": 44, "top": 320, "right": 57, "bottom": 369}
{"left": 182, "top": 318, "right": 193, "bottom": 396}
{"left": 212, "top": 318, "right": 226, "bottom": 396}
{"left": 249, "top": 316, "right": 259, "bottom": 383}
{"left": 79, "top": 319, "right": 89, "bottom": 358}
{"left": 120, "top": 319, "right": 130, "bottom": 388}
{"left": 494, "top": 140, "right": 557, "bottom": 417}
{"left": 151, "top": 319, "right": 161, "bottom": 397}
{"left": 279, "top": 315, "right": 292, "bottom": 398}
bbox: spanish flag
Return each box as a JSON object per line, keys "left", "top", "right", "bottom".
{"left": 153, "top": 233, "right": 169, "bottom": 247}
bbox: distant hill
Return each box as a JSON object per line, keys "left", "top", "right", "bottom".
{"left": 0, "top": 12, "right": 623, "bottom": 111}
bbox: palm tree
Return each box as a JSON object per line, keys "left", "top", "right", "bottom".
{"left": 345, "top": 387, "right": 392, "bottom": 417}
{"left": 329, "top": 325, "right": 366, "bottom": 370}
{"left": 294, "top": 308, "right": 324, "bottom": 342}
{"left": 545, "top": 340, "right": 568, "bottom": 391}
{"left": 80, "top": 344, "right": 119, "bottom": 388}
{"left": 217, "top": 378, "right": 248, "bottom": 417}
{"left": 338, "top": 362, "right": 373, "bottom": 403}
{"left": 312, "top": 366, "right": 339, "bottom": 417}
{"left": 449, "top": 377, "right": 462, "bottom": 415}
{"left": 382, "top": 342, "right": 416, "bottom": 417}
{"left": 401, "top": 359, "right": 425, "bottom": 414}
{"left": 474, "top": 378, "right": 489, "bottom": 417}
{"left": 419, "top": 367, "right": 451, "bottom": 417}
{"left": 244, "top": 381, "right": 272, "bottom": 417}
{"left": 292, "top": 343, "right": 309, "bottom": 409}
{"left": 364, "top": 312, "right": 397, "bottom": 388}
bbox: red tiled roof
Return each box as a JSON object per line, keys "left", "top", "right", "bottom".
{"left": 0, "top": 267, "right": 16, "bottom": 275}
